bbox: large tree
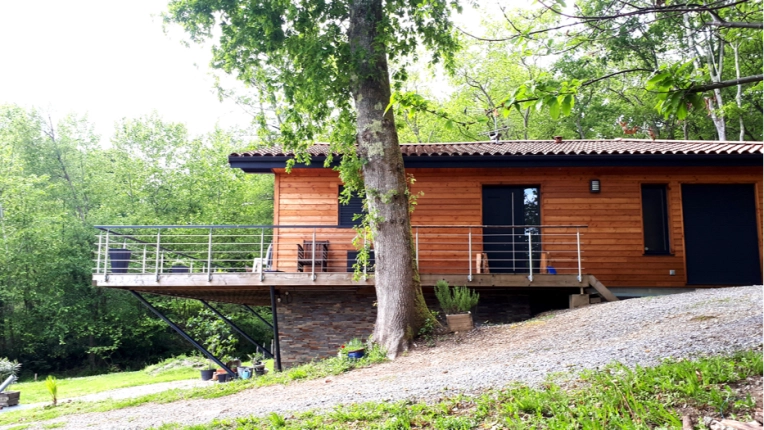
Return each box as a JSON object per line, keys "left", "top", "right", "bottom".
{"left": 166, "top": 0, "right": 459, "bottom": 357}
{"left": 454, "top": 0, "right": 763, "bottom": 140}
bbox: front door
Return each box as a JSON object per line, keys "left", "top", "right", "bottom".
{"left": 482, "top": 186, "right": 540, "bottom": 273}
{"left": 682, "top": 184, "right": 761, "bottom": 285}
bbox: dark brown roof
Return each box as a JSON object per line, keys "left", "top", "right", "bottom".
{"left": 231, "top": 139, "right": 763, "bottom": 157}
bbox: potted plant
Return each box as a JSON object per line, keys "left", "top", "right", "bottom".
{"left": 249, "top": 352, "right": 266, "bottom": 376}
{"left": 0, "top": 357, "right": 21, "bottom": 407}
{"left": 434, "top": 280, "right": 480, "bottom": 332}
{"left": 171, "top": 259, "right": 190, "bottom": 273}
{"left": 200, "top": 362, "right": 215, "bottom": 381}
{"left": 341, "top": 338, "right": 366, "bottom": 360}
{"left": 108, "top": 248, "right": 132, "bottom": 274}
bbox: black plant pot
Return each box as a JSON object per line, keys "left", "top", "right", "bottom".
{"left": 217, "top": 373, "right": 230, "bottom": 383}
{"left": 200, "top": 369, "right": 214, "bottom": 381}
{"left": 171, "top": 265, "right": 189, "bottom": 273}
{"left": 253, "top": 364, "right": 266, "bottom": 376}
{"left": 108, "top": 249, "right": 132, "bottom": 274}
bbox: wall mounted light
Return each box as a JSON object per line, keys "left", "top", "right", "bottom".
{"left": 590, "top": 179, "right": 601, "bottom": 193}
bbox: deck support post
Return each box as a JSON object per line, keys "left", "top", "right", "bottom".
{"left": 200, "top": 300, "right": 274, "bottom": 359}
{"left": 269, "top": 286, "right": 283, "bottom": 372}
{"left": 129, "top": 290, "right": 235, "bottom": 377}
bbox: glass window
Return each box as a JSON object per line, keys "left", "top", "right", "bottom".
{"left": 338, "top": 186, "right": 364, "bottom": 227}
{"left": 641, "top": 184, "right": 670, "bottom": 254}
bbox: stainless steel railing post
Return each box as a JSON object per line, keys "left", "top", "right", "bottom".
{"left": 415, "top": 227, "right": 419, "bottom": 270}
{"left": 468, "top": 228, "right": 473, "bottom": 282}
{"left": 576, "top": 228, "right": 582, "bottom": 283}
{"left": 155, "top": 229, "right": 161, "bottom": 282}
{"left": 311, "top": 228, "right": 316, "bottom": 281}
{"left": 207, "top": 228, "right": 213, "bottom": 282}
{"left": 103, "top": 230, "right": 110, "bottom": 282}
{"left": 527, "top": 231, "right": 533, "bottom": 282}
{"left": 96, "top": 232, "right": 102, "bottom": 274}
{"left": 142, "top": 245, "right": 147, "bottom": 274}
{"left": 363, "top": 234, "right": 367, "bottom": 281}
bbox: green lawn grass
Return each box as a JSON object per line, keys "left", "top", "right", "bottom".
{"left": 0, "top": 347, "right": 386, "bottom": 427}
{"left": 11, "top": 367, "right": 200, "bottom": 404}
{"left": 161, "top": 350, "right": 763, "bottom": 430}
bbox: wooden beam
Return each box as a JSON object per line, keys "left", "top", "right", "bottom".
{"left": 588, "top": 275, "right": 620, "bottom": 302}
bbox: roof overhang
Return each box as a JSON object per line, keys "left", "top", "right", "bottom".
{"left": 228, "top": 153, "right": 762, "bottom": 173}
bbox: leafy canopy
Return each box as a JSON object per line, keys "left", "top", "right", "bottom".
{"left": 165, "top": 0, "right": 460, "bottom": 180}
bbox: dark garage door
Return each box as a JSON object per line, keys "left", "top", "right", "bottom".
{"left": 682, "top": 184, "right": 761, "bottom": 285}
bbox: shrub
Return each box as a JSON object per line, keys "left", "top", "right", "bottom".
{"left": 434, "top": 280, "right": 479, "bottom": 315}
{"left": 0, "top": 358, "right": 20, "bottom": 380}
{"left": 45, "top": 375, "right": 58, "bottom": 406}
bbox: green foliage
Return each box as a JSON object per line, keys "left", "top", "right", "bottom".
{"left": 10, "top": 359, "right": 201, "bottom": 404}
{"left": 267, "top": 413, "right": 286, "bottom": 428}
{"left": 344, "top": 338, "right": 365, "bottom": 351}
{"left": 0, "top": 343, "right": 389, "bottom": 426}
{"left": 44, "top": 376, "right": 58, "bottom": 406}
{"left": 0, "top": 105, "right": 274, "bottom": 375}
{"left": 433, "top": 280, "right": 479, "bottom": 315}
{"left": 157, "top": 350, "right": 763, "bottom": 429}
{"left": 0, "top": 357, "right": 21, "bottom": 379}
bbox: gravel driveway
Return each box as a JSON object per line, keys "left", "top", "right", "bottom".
{"left": 11, "top": 286, "right": 763, "bottom": 430}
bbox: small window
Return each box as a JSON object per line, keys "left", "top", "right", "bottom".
{"left": 641, "top": 184, "right": 670, "bottom": 254}
{"left": 338, "top": 186, "right": 365, "bottom": 227}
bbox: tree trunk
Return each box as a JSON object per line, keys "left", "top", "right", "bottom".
{"left": 732, "top": 41, "right": 745, "bottom": 141}
{"left": 348, "top": 0, "right": 422, "bottom": 358}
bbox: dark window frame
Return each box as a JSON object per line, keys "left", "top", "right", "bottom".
{"left": 641, "top": 184, "right": 672, "bottom": 255}
{"left": 338, "top": 185, "right": 365, "bottom": 227}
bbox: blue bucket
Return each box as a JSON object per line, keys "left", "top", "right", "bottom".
{"left": 347, "top": 349, "right": 365, "bottom": 360}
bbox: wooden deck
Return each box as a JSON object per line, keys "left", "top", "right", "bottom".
{"left": 92, "top": 272, "right": 611, "bottom": 306}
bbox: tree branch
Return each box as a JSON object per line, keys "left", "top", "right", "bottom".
{"left": 684, "top": 74, "right": 763, "bottom": 92}
{"left": 705, "top": 21, "right": 763, "bottom": 29}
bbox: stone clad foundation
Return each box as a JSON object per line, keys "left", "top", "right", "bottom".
{"left": 277, "top": 288, "right": 548, "bottom": 367}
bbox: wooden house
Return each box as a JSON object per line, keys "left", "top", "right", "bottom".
{"left": 94, "top": 138, "right": 762, "bottom": 367}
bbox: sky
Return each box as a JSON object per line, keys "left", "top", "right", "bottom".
{"left": 0, "top": 0, "right": 525, "bottom": 143}
{"left": 0, "top": 0, "right": 249, "bottom": 141}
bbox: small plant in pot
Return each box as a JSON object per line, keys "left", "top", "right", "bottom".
{"left": 0, "top": 357, "right": 21, "bottom": 407}
{"left": 434, "top": 280, "right": 479, "bottom": 333}
{"left": 200, "top": 361, "right": 215, "bottom": 381}
{"left": 340, "top": 338, "right": 366, "bottom": 360}
{"left": 171, "top": 259, "right": 190, "bottom": 273}
{"left": 249, "top": 352, "right": 266, "bottom": 376}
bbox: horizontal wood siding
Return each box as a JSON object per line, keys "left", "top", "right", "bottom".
{"left": 273, "top": 166, "right": 762, "bottom": 287}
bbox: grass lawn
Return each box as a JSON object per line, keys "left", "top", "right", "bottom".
{"left": 0, "top": 348, "right": 386, "bottom": 427}
{"left": 163, "top": 350, "right": 763, "bottom": 430}
{"left": 11, "top": 366, "right": 200, "bottom": 404}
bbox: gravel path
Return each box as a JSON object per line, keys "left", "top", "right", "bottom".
{"left": 11, "top": 286, "right": 763, "bottom": 430}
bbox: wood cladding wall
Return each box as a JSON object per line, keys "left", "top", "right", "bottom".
{"left": 271, "top": 166, "right": 763, "bottom": 288}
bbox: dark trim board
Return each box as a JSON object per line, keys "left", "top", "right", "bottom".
{"left": 93, "top": 273, "right": 588, "bottom": 289}
{"left": 229, "top": 154, "right": 762, "bottom": 173}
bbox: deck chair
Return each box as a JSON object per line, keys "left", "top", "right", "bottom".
{"left": 297, "top": 240, "right": 329, "bottom": 272}
{"left": 250, "top": 243, "right": 273, "bottom": 273}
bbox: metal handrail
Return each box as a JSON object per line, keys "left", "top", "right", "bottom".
{"left": 94, "top": 224, "right": 588, "bottom": 282}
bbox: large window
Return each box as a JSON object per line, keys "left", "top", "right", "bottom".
{"left": 641, "top": 184, "right": 670, "bottom": 254}
{"left": 338, "top": 186, "right": 365, "bottom": 227}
